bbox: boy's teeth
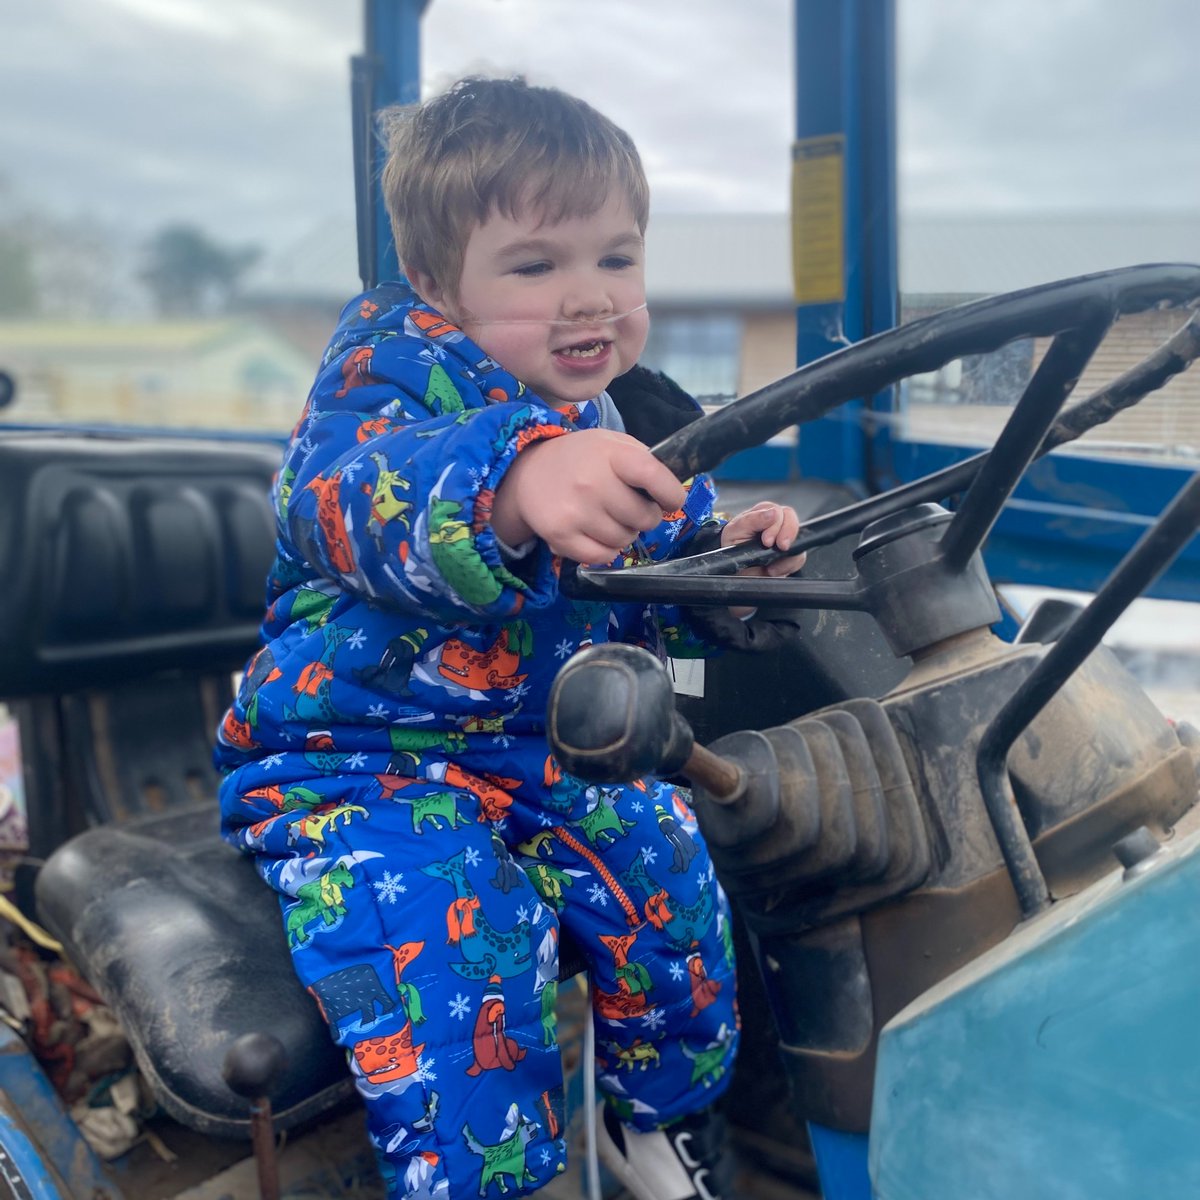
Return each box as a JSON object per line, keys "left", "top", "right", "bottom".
{"left": 561, "top": 342, "right": 604, "bottom": 358}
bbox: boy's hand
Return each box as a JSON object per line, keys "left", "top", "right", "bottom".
{"left": 491, "top": 429, "right": 687, "bottom": 565}
{"left": 721, "top": 501, "right": 807, "bottom": 618}
{"left": 721, "top": 501, "right": 807, "bottom": 575}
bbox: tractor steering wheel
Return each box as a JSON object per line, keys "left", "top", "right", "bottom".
{"left": 566, "top": 263, "right": 1200, "bottom": 610}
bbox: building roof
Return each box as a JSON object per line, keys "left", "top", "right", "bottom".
{"left": 643, "top": 212, "right": 792, "bottom": 307}
{"left": 243, "top": 211, "right": 798, "bottom": 307}
{"left": 902, "top": 212, "right": 1200, "bottom": 297}
{"left": 245, "top": 210, "right": 1200, "bottom": 309}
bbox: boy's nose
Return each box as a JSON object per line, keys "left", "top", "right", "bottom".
{"left": 562, "top": 274, "right": 614, "bottom": 320}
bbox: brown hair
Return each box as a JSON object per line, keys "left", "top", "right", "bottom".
{"left": 380, "top": 76, "right": 650, "bottom": 299}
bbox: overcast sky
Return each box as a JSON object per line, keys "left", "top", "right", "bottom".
{"left": 3, "top": 0, "right": 1199, "bottom": 258}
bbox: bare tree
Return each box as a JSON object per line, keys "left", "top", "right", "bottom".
{"left": 0, "top": 177, "right": 38, "bottom": 317}
{"left": 139, "top": 223, "right": 260, "bottom": 316}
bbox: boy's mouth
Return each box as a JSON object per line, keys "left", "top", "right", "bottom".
{"left": 555, "top": 337, "right": 611, "bottom": 360}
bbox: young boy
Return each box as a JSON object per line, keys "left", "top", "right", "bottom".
{"left": 215, "top": 77, "right": 803, "bottom": 1200}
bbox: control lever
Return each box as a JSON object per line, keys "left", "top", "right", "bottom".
{"left": 548, "top": 644, "right": 931, "bottom": 912}
{"left": 223, "top": 1031, "right": 287, "bottom": 1200}
{"left": 546, "top": 644, "right": 787, "bottom": 862}
{"left": 547, "top": 643, "right": 744, "bottom": 802}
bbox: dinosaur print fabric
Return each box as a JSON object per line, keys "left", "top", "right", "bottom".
{"left": 215, "top": 282, "right": 739, "bottom": 1199}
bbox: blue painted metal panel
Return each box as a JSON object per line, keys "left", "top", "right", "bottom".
{"left": 365, "top": 0, "right": 426, "bottom": 286}
{"left": 889, "top": 440, "right": 1200, "bottom": 599}
{"left": 791, "top": 0, "right": 898, "bottom": 490}
{"left": 786, "top": 0, "right": 1197, "bottom": 601}
{"left": 0, "top": 1025, "right": 119, "bottom": 1199}
{"left": 870, "top": 828, "right": 1200, "bottom": 1200}
{"left": 0, "top": 1113, "right": 70, "bottom": 1200}
{"left": 809, "top": 1123, "right": 872, "bottom": 1200}
{"left": 712, "top": 443, "right": 795, "bottom": 483}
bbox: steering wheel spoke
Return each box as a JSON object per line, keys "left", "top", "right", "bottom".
{"left": 565, "top": 265, "right": 1200, "bottom": 611}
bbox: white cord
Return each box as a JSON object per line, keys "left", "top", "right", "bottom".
{"left": 467, "top": 303, "right": 648, "bottom": 328}
{"left": 581, "top": 977, "right": 603, "bottom": 1200}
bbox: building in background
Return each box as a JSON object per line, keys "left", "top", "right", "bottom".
{"left": 901, "top": 213, "right": 1200, "bottom": 460}
{"left": 1, "top": 211, "right": 1195, "bottom": 718}
{"left": 0, "top": 319, "right": 313, "bottom": 432}
{"left": 238, "top": 209, "right": 1200, "bottom": 459}
{"left": 2, "top": 211, "right": 1198, "bottom": 456}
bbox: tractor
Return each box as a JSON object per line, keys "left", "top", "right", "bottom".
{"left": 0, "top": 263, "right": 1197, "bottom": 1199}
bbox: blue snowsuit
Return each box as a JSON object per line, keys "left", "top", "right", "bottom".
{"left": 215, "top": 281, "right": 739, "bottom": 1199}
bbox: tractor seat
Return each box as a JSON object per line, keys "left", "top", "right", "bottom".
{"left": 36, "top": 804, "right": 356, "bottom": 1138}
{"left": 2, "top": 431, "right": 354, "bottom": 1138}
{"left": 36, "top": 804, "right": 591, "bottom": 1139}
{"left": 2, "top": 429, "right": 591, "bottom": 1139}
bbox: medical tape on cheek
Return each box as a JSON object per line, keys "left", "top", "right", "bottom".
{"left": 465, "top": 302, "right": 649, "bottom": 328}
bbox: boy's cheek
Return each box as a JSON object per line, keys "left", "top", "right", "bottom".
{"left": 621, "top": 308, "right": 651, "bottom": 362}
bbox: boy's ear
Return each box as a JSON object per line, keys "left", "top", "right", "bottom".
{"left": 407, "top": 267, "right": 452, "bottom": 315}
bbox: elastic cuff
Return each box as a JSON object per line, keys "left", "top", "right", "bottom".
{"left": 494, "top": 533, "right": 538, "bottom": 562}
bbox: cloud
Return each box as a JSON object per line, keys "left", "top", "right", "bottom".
{"left": 1, "top": 0, "right": 356, "bottom": 245}
{"left": 899, "top": 0, "right": 1200, "bottom": 211}
{"left": 421, "top": 0, "right": 794, "bottom": 212}
{"left": 1, "top": 0, "right": 1197, "bottom": 265}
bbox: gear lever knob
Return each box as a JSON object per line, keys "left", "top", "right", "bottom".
{"left": 548, "top": 644, "right": 691, "bottom": 781}
{"left": 548, "top": 644, "right": 743, "bottom": 802}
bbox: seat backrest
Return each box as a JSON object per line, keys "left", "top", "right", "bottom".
{"left": 11, "top": 430, "right": 581, "bottom": 1136}
{"left": 0, "top": 432, "right": 279, "bottom": 856}
{"left": 0, "top": 432, "right": 279, "bottom": 698}
{"left": 2, "top": 432, "right": 358, "bottom": 1139}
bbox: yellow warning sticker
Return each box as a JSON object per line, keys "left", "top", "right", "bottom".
{"left": 791, "top": 135, "right": 845, "bottom": 305}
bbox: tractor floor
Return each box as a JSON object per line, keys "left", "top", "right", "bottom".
{"left": 103, "top": 977, "right": 818, "bottom": 1199}
{"left": 140, "top": 1106, "right": 817, "bottom": 1200}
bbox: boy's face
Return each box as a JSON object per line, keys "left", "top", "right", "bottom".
{"left": 418, "top": 192, "right": 649, "bottom": 409}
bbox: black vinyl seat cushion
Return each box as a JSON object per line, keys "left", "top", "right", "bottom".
{"left": 35, "top": 803, "right": 590, "bottom": 1140}
{"left": 35, "top": 804, "right": 354, "bottom": 1138}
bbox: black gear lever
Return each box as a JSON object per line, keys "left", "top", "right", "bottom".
{"left": 546, "top": 643, "right": 744, "bottom": 802}
{"left": 546, "top": 644, "right": 932, "bottom": 907}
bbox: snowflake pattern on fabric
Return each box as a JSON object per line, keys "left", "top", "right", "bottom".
{"left": 372, "top": 870, "right": 406, "bottom": 903}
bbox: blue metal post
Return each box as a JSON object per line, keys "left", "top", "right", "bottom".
{"left": 792, "top": 10, "right": 898, "bottom": 1189}
{"left": 793, "top": 0, "right": 898, "bottom": 490}
{"left": 363, "top": 0, "right": 426, "bottom": 286}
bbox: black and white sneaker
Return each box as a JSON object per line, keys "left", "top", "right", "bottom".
{"left": 596, "top": 1102, "right": 735, "bottom": 1200}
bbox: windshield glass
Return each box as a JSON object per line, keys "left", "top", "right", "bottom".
{"left": 2, "top": 3, "right": 1197, "bottom": 450}
{"left": 897, "top": 1, "right": 1200, "bottom": 464}
{"left": 0, "top": 1, "right": 794, "bottom": 431}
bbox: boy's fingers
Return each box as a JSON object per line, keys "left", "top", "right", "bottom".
{"left": 764, "top": 550, "right": 807, "bottom": 577}
{"left": 613, "top": 450, "right": 686, "bottom": 513}
{"left": 740, "top": 504, "right": 801, "bottom": 551}
{"left": 776, "top": 511, "right": 801, "bottom": 551}
{"left": 584, "top": 513, "right": 642, "bottom": 552}
{"left": 605, "top": 488, "right": 668, "bottom": 533}
{"left": 578, "top": 545, "right": 622, "bottom": 567}
{"left": 725, "top": 508, "right": 783, "bottom": 547}
{"left": 551, "top": 532, "right": 622, "bottom": 565}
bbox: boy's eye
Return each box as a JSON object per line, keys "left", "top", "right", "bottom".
{"left": 512, "top": 262, "right": 552, "bottom": 277}
{"left": 600, "top": 255, "right": 635, "bottom": 270}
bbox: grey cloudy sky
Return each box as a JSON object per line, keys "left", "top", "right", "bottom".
{"left": 3, "top": 0, "right": 1199, "bottom": 257}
